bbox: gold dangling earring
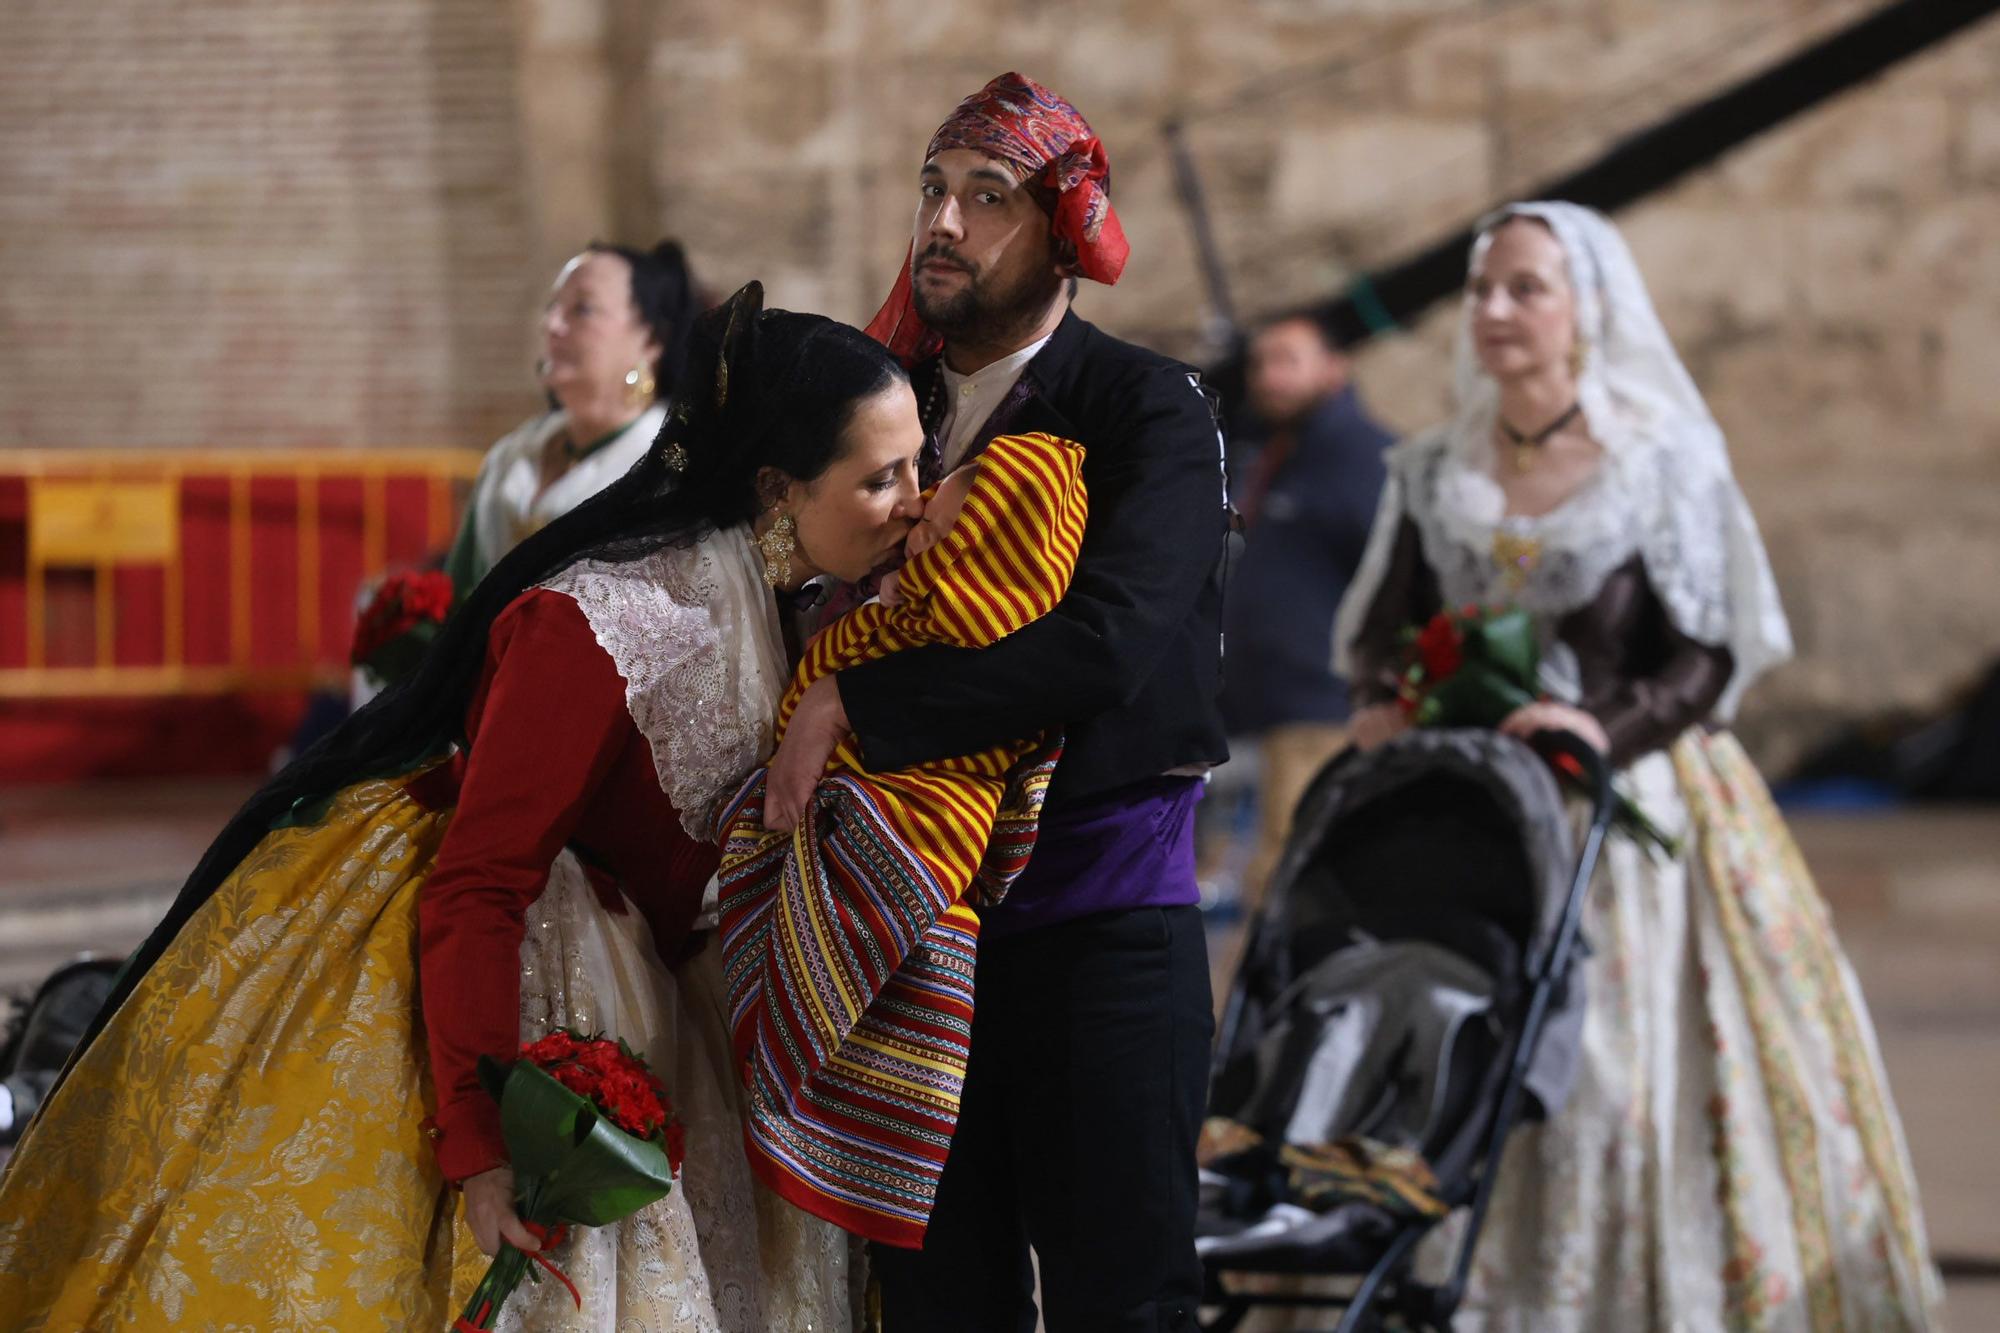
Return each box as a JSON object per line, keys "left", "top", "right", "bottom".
{"left": 1568, "top": 334, "right": 1589, "bottom": 380}
{"left": 758, "top": 512, "right": 796, "bottom": 588}
{"left": 624, "top": 361, "right": 656, "bottom": 407}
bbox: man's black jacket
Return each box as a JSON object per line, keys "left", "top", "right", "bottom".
{"left": 840, "top": 308, "right": 1231, "bottom": 803}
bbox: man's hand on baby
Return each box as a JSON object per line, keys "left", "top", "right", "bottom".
{"left": 763, "top": 676, "right": 849, "bottom": 832}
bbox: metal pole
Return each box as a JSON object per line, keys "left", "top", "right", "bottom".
{"left": 1164, "top": 119, "right": 1242, "bottom": 352}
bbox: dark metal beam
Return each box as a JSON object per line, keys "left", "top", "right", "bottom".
{"left": 1281, "top": 0, "right": 2000, "bottom": 350}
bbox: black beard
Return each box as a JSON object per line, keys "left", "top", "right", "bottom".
{"left": 911, "top": 275, "right": 981, "bottom": 333}
{"left": 1255, "top": 397, "right": 1318, "bottom": 433}
{"left": 913, "top": 264, "right": 1063, "bottom": 344}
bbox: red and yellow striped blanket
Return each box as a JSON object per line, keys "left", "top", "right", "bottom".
{"left": 717, "top": 431, "right": 1086, "bottom": 1247}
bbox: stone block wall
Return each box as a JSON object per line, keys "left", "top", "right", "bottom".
{"left": 630, "top": 0, "right": 2000, "bottom": 761}
{"left": 5, "top": 0, "right": 1997, "bottom": 756}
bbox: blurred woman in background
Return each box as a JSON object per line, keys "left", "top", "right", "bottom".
{"left": 1337, "top": 202, "right": 1940, "bottom": 1331}
{"left": 444, "top": 240, "right": 700, "bottom": 596}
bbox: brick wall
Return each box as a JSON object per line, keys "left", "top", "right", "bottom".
{"left": 0, "top": 0, "right": 540, "bottom": 450}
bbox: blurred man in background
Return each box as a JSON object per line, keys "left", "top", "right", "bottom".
{"left": 1223, "top": 315, "right": 1391, "bottom": 910}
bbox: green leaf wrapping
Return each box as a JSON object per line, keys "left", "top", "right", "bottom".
{"left": 359, "top": 620, "right": 442, "bottom": 688}
{"left": 1412, "top": 608, "right": 1540, "bottom": 728}
{"left": 478, "top": 1057, "right": 676, "bottom": 1227}
{"left": 1470, "top": 608, "right": 1540, "bottom": 687}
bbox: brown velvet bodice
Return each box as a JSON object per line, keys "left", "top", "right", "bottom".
{"left": 1348, "top": 516, "right": 1734, "bottom": 768}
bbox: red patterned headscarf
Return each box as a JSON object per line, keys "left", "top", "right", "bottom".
{"left": 866, "top": 72, "right": 1130, "bottom": 365}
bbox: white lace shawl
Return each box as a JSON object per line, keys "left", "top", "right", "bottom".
{"left": 1333, "top": 202, "right": 1792, "bottom": 720}
{"left": 539, "top": 525, "right": 788, "bottom": 839}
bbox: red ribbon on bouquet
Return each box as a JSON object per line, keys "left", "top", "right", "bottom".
{"left": 452, "top": 1222, "right": 580, "bottom": 1331}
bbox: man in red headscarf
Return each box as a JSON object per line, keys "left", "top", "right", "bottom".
{"left": 865, "top": 71, "right": 1129, "bottom": 371}
{"left": 764, "top": 73, "right": 1229, "bottom": 1331}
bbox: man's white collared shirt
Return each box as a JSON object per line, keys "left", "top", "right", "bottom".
{"left": 935, "top": 334, "right": 1053, "bottom": 472}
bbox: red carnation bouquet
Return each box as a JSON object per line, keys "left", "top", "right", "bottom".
{"left": 350, "top": 569, "right": 455, "bottom": 689}
{"left": 1394, "top": 604, "right": 1538, "bottom": 728}
{"left": 454, "top": 1031, "right": 686, "bottom": 1331}
{"left": 1396, "top": 604, "right": 1677, "bottom": 857}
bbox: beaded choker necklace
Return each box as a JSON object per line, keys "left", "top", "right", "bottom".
{"left": 1497, "top": 401, "right": 1581, "bottom": 473}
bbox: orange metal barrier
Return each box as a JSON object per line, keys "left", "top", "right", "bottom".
{"left": 1, "top": 449, "right": 481, "bottom": 698}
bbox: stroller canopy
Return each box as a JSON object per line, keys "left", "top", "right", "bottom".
{"left": 1219, "top": 729, "right": 1587, "bottom": 1140}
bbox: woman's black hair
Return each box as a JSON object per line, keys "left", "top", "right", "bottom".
{"left": 587, "top": 238, "right": 700, "bottom": 402}
{"left": 73, "top": 283, "right": 904, "bottom": 1062}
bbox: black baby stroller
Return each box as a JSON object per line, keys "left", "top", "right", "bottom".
{"left": 0, "top": 954, "right": 121, "bottom": 1165}
{"left": 1198, "top": 728, "right": 1613, "bottom": 1332}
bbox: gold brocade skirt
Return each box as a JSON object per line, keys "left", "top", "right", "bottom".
{"left": 0, "top": 772, "right": 861, "bottom": 1333}
{"left": 0, "top": 774, "right": 464, "bottom": 1329}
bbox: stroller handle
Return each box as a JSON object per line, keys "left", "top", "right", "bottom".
{"left": 1523, "top": 727, "right": 1613, "bottom": 822}
{"left": 1432, "top": 727, "right": 1617, "bottom": 1318}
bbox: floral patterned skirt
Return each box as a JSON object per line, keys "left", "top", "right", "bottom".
{"left": 1231, "top": 732, "right": 1942, "bottom": 1332}
{"left": 0, "top": 774, "right": 857, "bottom": 1331}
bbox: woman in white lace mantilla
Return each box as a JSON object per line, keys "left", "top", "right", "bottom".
{"left": 0, "top": 284, "right": 924, "bottom": 1331}
{"left": 1331, "top": 203, "right": 1942, "bottom": 1331}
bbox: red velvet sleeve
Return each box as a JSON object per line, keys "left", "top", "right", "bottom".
{"left": 419, "top": 591, "right": 632, "bottom": 1182}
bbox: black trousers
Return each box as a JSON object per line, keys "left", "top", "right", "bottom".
{"left": 871, "top": 905, "right": 1214, "bottom": 1331}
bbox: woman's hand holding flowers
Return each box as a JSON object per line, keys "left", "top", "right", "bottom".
{"left": 1499, "top": 700, "right": 1609, "bottom": 756}
{"left": 463, "top": 1166, "right": 542, "bottom": 1259}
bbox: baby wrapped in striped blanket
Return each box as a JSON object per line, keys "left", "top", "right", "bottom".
{"left": 717, "top": 431, "right": 1085, "bottom": 1248}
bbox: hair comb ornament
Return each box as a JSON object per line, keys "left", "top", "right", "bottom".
{"left": 709, "top": 280, "right": 766, "bottom": 414}
{"left": 657, "top": 399, "right": 693, "bottom": 474}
